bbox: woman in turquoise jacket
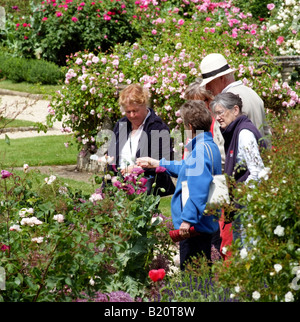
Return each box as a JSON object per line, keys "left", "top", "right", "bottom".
{"left": 137, "top": 100, "right": 222, "bottom": 270}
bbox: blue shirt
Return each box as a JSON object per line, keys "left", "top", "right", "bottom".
{"left": 160, "top": 131, "right": 222, "bottom": 233}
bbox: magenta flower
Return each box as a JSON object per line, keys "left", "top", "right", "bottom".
{"left": 131, "top": 167, "right": 145, "bottom": 176}
{"left": 155, "top": 166, "right": 166, "bottom": 173}
{"left": 267, "top": 3, "right": 275, "bottom": 10}
{"left": 72, "top": 17, "right": 78, "bottom": 22}
{"left": 178, "top": 19, "right": 185, "bottom": 25}
{"left": 1, "top": 170, "right": 13, "bottom": 179}
{"left": 0, "top": 244, "right": 10, "bottom": 252}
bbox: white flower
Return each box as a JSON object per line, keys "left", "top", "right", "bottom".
{"left": 173, "top": 254, "right": 180, "bottom": 267}
{"left": 53, "top": 214, "right": 64, "bottom": 223}
{"left": 274, "top": 225, "right": 285, "bottom": 237}
{"left": 252, "top": 291, "right": 261, "bottom": 300}
{"left": 21, "top": 216, "right": 43, "bottom": 227}
{"left": 221, "top": 246, "right": 227, "bottom": 255}
{"left": 240, "top": 248, "right": 248, "bottom": 259}
{"left": 31, "top": 237, "right": 44, "bottom": 244}
{"left": 234, "top": 285, "right": 241, "bottom": 293}
{"left": 45, "top": 175, "right": 56, "bottom": 185}
{"left": 9, "top": 224, "right": 21, "bottom": 232}
{"left": 19, "top": 208, "right": 28, "bottom": 218}
{"left": 98, "top": 155, "right": 114, "bottom": 164}
{"left": 284, "top": 291, "right": 294, "bottom": 302}
{"left": 274, "top": 264, "right": 283, "bottom": 273}
{"left": 258, "top": 167, "right": 271, "bottom": 180}
{"left": 23, "top": 164, "right": 29, "bottom": 173}
{"left": 89, "top": 193, "right": 103, "bottom": 203}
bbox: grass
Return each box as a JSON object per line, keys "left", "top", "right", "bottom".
{"left": 12, "top": 169, "right": 96, "bottom": 196}
{"left": 0, "top": 135, "right": 78, "bottom": 168}
{"left": 0, "top": 117, "right": 37, "bottom": 128}
{"left": 0, "top": 80, "right": 62, "bottom": 97}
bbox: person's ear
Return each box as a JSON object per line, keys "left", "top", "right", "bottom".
{"left": 233, "top": 105, "right": 240, "bottom": 116}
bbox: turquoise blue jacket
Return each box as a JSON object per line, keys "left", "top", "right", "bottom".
{"left": 160, "top": 131, "right": 222, "bottom": 234}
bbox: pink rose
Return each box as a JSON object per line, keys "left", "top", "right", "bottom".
{"left": 72, "top": 17, "right": 78, "bottom": 22}
{"left": 276, "top": 36, "right": 284, "bottom": 45}
{"left": 267, "top": 3, "right": 275, "bottom": 11}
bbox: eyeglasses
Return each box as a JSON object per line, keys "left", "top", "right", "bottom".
{"left": 214, "top": 109, "right": 226, "bottom": 117}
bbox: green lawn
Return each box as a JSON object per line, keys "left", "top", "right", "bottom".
{"left": 0, "top": 117, "right": 37, "bottom": 128}
{"left": 0, "top": 80, "right": 62, "bottom": 97}
{"left": 0, "top": 135, "right": 78, "bottom": 168}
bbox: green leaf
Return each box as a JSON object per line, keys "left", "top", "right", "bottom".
{"left": 5, "top": 134, "right": 10, "bottom": 145}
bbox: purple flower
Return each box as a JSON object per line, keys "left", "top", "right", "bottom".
{"left": 155, "top": 166, "right": 166, "bottom": 173}
{"left": 1, "top": 170, "right": 13, "bottom": 179}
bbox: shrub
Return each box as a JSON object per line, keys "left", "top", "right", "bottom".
{"left": 3, "top": 0, "right": 141, "bottom": 65}
{"left": 0, "top": 165, "right": 173, "bottom": 301}
{"left": 214, "top": 113, "right": 300, "bottom": 302}
{"left": 0, "top": 52, "right": 63, "bottom": 84}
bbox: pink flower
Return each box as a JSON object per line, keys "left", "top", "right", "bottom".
{"left": 56, "top": 11, "right": 62, "bottom": 17}
{"left": 72, "top": 17, "right": 78, "bottom": 22}
{"left": 151, "top": 29, "right": 157, "bottom": 35}
{"left": 267, "top": 3, "right": 275, "bottom": 10}
{"left": 276, "top": 36, "right": 284, "bottom": 45}
{"left": 1, "top": 170, "right": 13, "bottom": 179}
{"left": 250, "top": 29, "right": 256, "bottom": 35}
{"left": 178, "top": 19, "right": 185, "bottom": 25}
{"left": 155, "top": 166, "right": 167, "bottom": 173}
{"left": 42, "top": 17, "right": 48, "bottom": 21}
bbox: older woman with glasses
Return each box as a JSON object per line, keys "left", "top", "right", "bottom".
{"left": 210, "top": 92, "right": 267, "bottom": 243}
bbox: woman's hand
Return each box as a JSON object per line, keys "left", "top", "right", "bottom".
{"left": 136, "top": 157, "right": 159, "bottom": 168}
{"left": 179, "top": 221, "right": 191, "bottom": 238}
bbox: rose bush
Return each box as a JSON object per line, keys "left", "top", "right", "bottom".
{"left": 46, "top": 0, "right": 299, "bottom": 153}
{"left": 3, "top": 0, "right": 140, "bottom": 65}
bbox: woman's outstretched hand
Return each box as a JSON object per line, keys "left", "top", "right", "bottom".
{"left": 136, "top": 157, "right": 160, "bottom": 168}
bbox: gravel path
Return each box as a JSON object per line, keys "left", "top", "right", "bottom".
{"left": 0, "top": 89, "right": 95, "bottom": 182}
{"left": 0, "top": 89, "right": 66, "bottom": 139}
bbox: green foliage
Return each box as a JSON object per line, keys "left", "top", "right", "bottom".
{"left": 214, "top": 113, "right": 300, "bottom": 302}
{"left": 0, "top": 167, "right": 172, "bottom": 301}
{"left": 2, "top": 0, "right": 140, "bottom": 65}
{"left": 46, "top": 1, "right": 300, "bottom": 153}
{"left": 0, "top": 52, "right": 63, "bottom": 84}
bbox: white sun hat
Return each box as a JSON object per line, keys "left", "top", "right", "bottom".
{"left": 199, "top": 53, "right": 236, "bottom": 87}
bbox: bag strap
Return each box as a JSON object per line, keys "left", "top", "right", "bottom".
{"left": 202, "top": 143, "right": 214, "bottom": 175}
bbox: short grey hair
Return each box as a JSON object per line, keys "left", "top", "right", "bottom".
{"left": 210, "top": 92, "right": 243, "bottom": 113}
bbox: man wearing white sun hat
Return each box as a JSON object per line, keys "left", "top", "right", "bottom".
{"left": 200, "top": 53, "right": 271, "bottom": 140}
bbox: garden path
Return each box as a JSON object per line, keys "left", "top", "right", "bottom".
{"left": 0, "top": 89, "right": 94, "bottom": 183}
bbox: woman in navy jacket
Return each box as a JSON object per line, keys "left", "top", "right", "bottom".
{"left": 137, "top": 100, "right": 222, "bottom": 270}
{"left": 107, "top": 84, "right": 175, "bottom": 196}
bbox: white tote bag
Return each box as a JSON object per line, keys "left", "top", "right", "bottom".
{"left": 181, "top": 143, "right": 230, "bottom": 207}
